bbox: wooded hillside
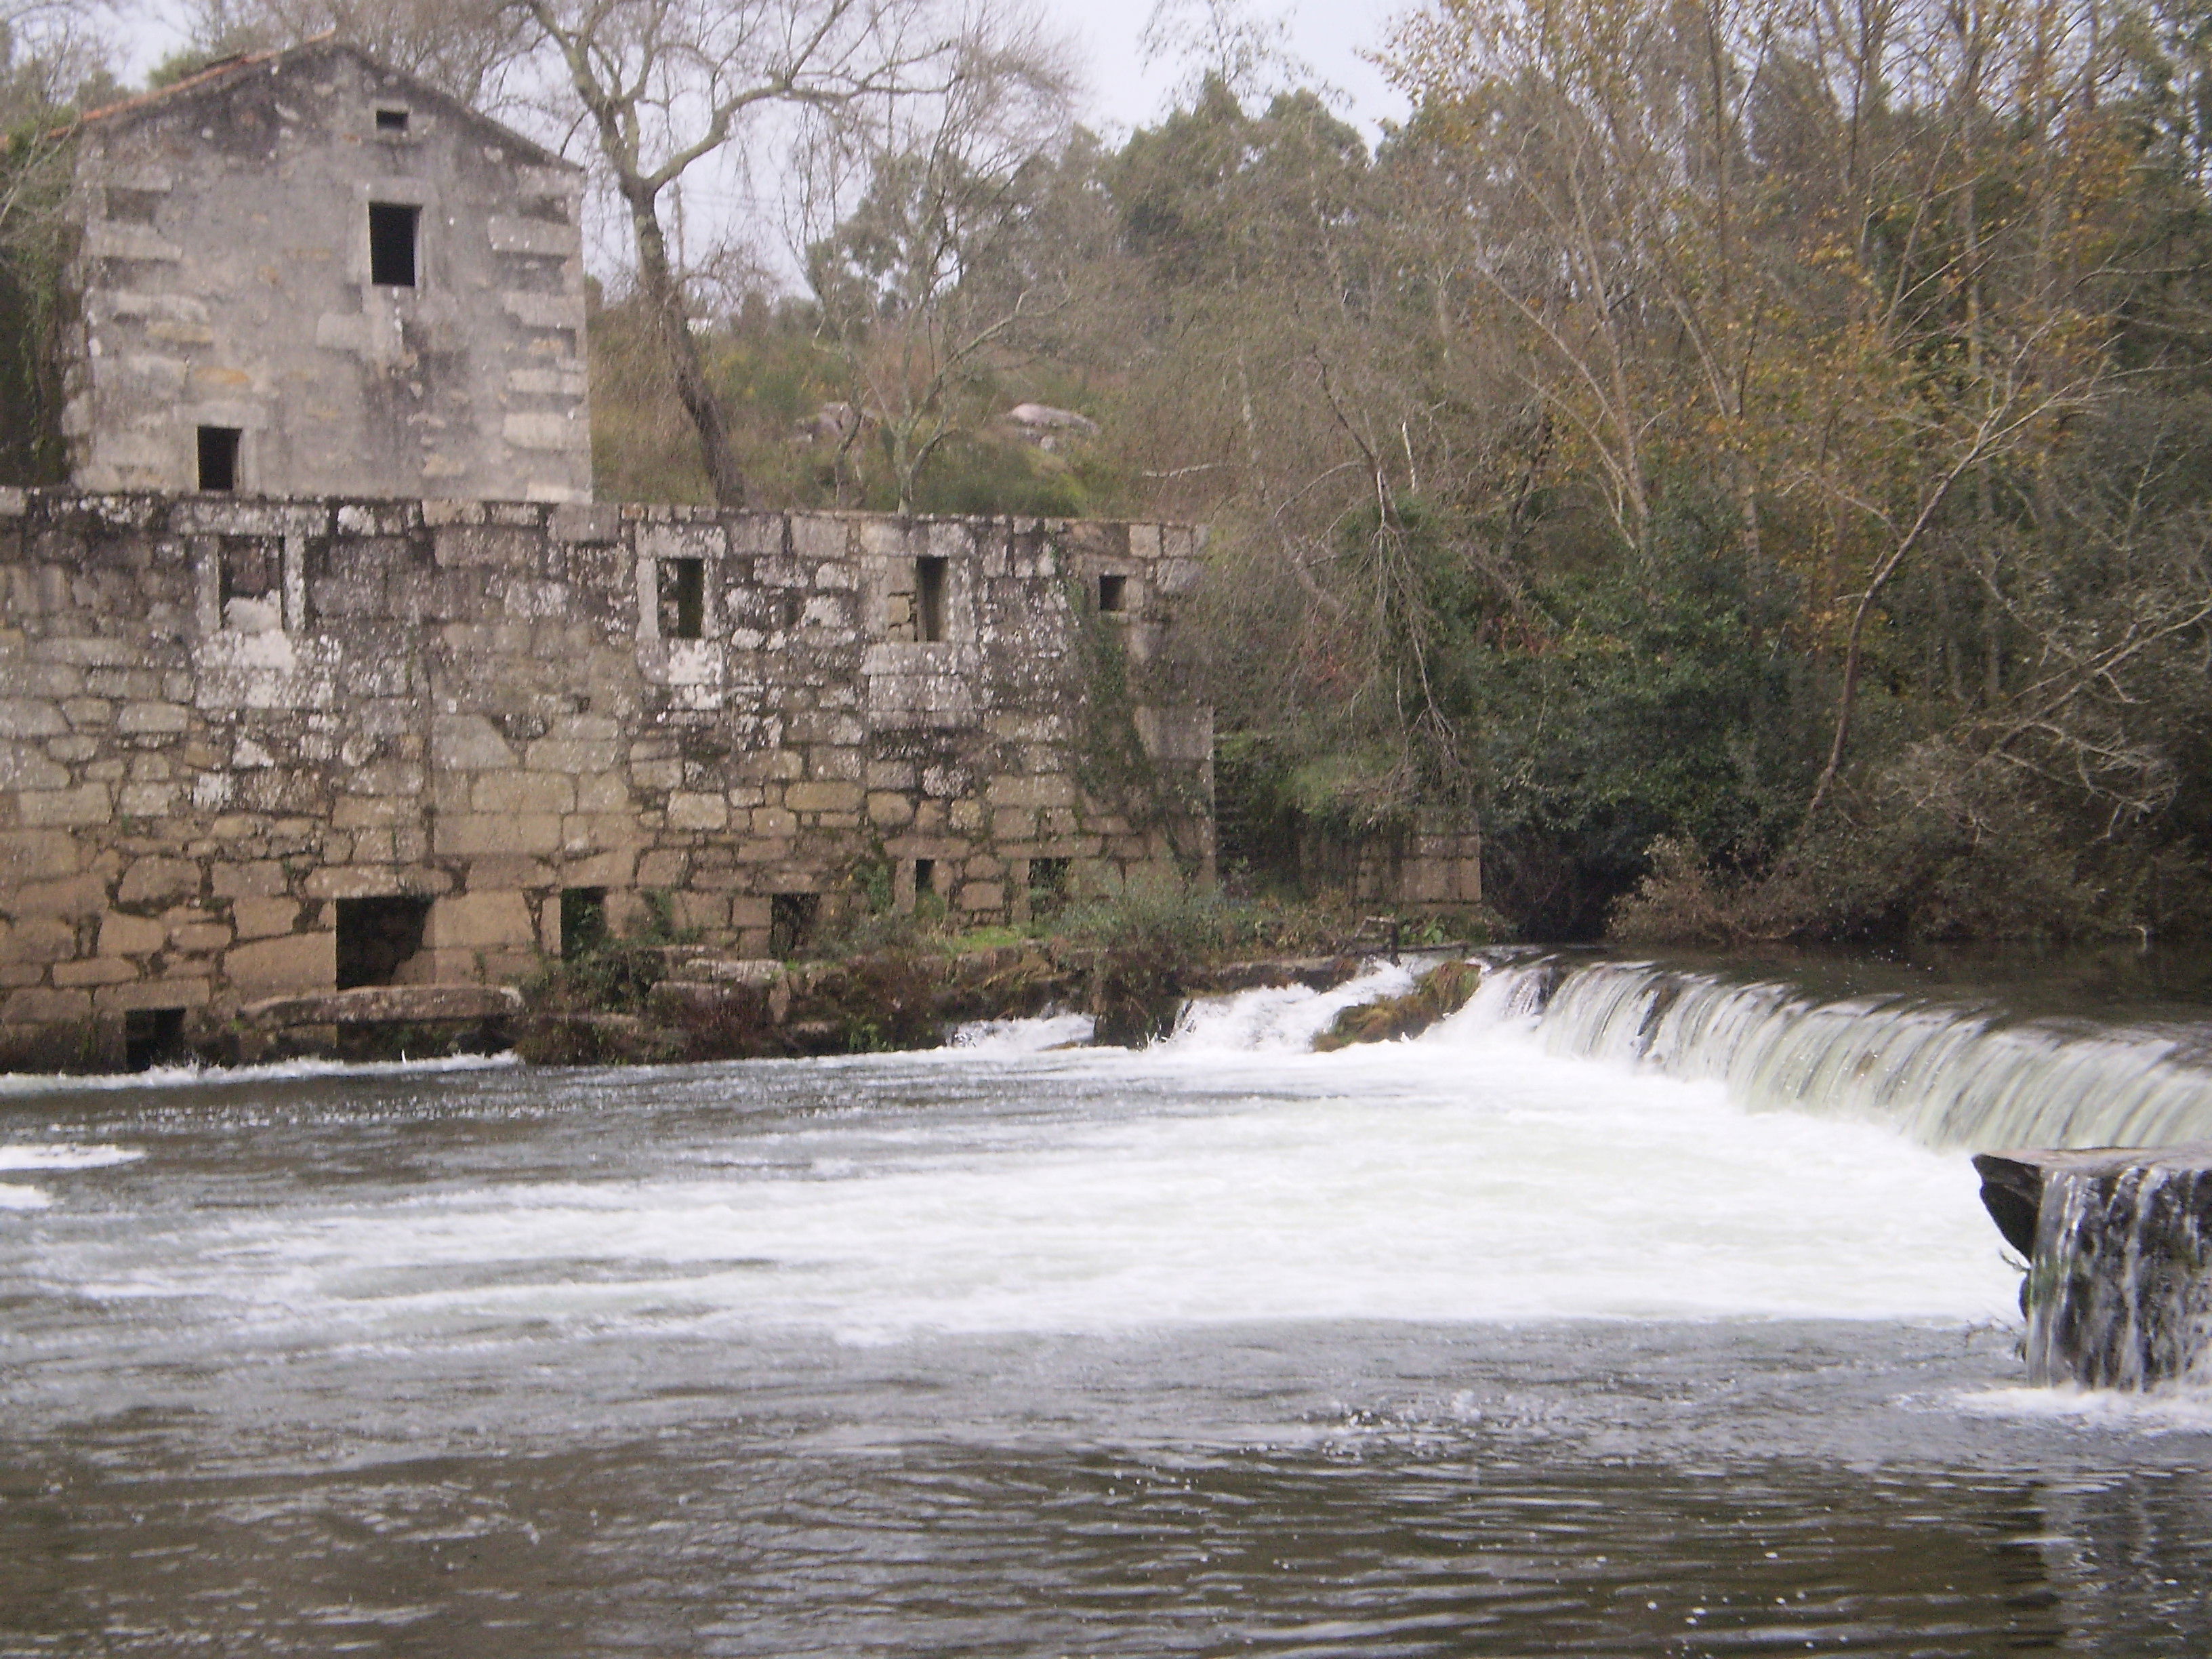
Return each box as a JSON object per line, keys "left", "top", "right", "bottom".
{"left": 12, "top": 0, "right": 2212, "bottom": 944}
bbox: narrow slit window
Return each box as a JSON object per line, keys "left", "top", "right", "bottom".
{"left": 218, "top": 536, "right": 280, "bottom": 632}
{"left": 916, "top": 556, "right": 947, "bottom": 642}
{"left": 1029, "top": 856, "right": 1070, "bottom": 917}
{"left": 1098, "top": 573, "right": 1128, "bottom": 614}
{"left": 659, "top": 558, "right": 705, "bottom": 639}
{"left": 375, "top": 107, "right": 409, "bottom": 132}
{"left": 913, "top": 858, "right": 937, "bottom": 897}
{"left": 197, "top": 426, "right": 239, "bottom": 492}
{"left": 369, "top": 202, "right": 419, "bottom": 287}
{"left": 560, "top": 887, "right": 608, "bottom": 960}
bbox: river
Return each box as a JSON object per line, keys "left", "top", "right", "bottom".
{"left": 5, "top": 957, "right": 2211, "bottom": 1654}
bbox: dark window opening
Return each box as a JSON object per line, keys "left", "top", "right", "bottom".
{"left": 1029, "top": 856, "right": 1071, "bottom": 918}
{"left": 659, "top": 558, "right": 705, "bottom": 639}
{"left": 336, "top": 895, "right": 432, "bottom": 989}
{"left": 914, "top": 858, "right": 937, "bottom": 896}
{"left": 197, "top": 426, "right": 240, "bottom": 492}
{"left": 369, "top": 202, "right": 419, "bottom": 287}
{"left": 123, "top": 1007, "right": 186, "bottom": 1072}
{"left": 916, "top": 556, "right": 947, "bottom": 642}
{"left": 375, "top": 107, "right": 410, "bottom": 132}
{"left": 770, "top": 893, "right": 819, "bottom": 960}
{"left": 219, "top": 535, "right": 276, "bottom": 606}
{"left": 106, "top": 186, "right": 162, "bottom": 225}
{"left": 1098, "top": 573, "right": 1128, "bottom": 614}
{"left": 781, "top": 593, "right": 804, "bottom": 631}
{"left": 561, "top": 887, "right": 608, "bottom": 960}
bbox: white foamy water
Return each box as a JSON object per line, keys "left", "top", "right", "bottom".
{"left": 0, "top": 1143, "right": 145, "bottom": 1172}
{"left": 20, "top": 986, "right": 2018, "bottom": 1346}
{"left": 947, "top": 1012, "right": 1097, "bottom": 1053}
{"left": 1161, "top": 960, "right": 1415, "bottom": 1053}
{"left": 0, "top": 1143, "right": 142, "bottom": 1215}
{"left": 1458, "top": 957, "right": 2212, "bottom": 1149}
{"left": 0, "top": 1051, "right": 516, "bottom": 1097}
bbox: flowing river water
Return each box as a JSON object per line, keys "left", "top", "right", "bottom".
{"left": 6, "top": 956, "right": 2212, "bottom": 1654}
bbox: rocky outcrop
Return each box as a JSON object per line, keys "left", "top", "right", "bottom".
{"left": 1974, "top": 1147, "right": 2212, "bottom": 1389}
{"left": 513, "top": 944, "right": 1386, "bottom": 1065}
{"left": 1313, "top": 960, "right": 1484, "bottom": 1052}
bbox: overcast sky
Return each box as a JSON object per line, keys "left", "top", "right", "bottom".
{"left": 1057, "top": 0, "right": 1408, "bottom": 138}
{"left": 120, "top": 0, "right": 1410, "bottom": 139}
{"left": 115, "top": 0, "right": 1411, "bottom": 287}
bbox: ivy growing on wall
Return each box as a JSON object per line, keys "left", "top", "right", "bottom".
{"left": 1057, "top": 562, "right": 1209, "bottom": 878}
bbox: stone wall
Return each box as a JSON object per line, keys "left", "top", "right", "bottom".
{"left": 0, "top": 491, "right": 1211, "bottom": 1069}
{"left": 63, "top": 41, "right": 591, "bottom": 503}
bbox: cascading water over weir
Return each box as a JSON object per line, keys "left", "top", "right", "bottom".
{"left": 1448, "top": 954, "right": 2212, "bottom": 1389}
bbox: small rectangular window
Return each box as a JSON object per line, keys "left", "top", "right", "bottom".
{"left": 1029, "top": 856, "right": 1071, "bottom": 918}
{"left": 916, "top": 556, "right": 947, "bottom": 642}
{"left": 659, "top": 557, "right": 705, "bottom": 639}
{"left": 1098, "top": 573, "right": 1128, "bottom": 613}
{"left": 560, "top": 887, "right": 608, "bottom": 960}
{"left": 219, "top": 536, "right": 276, "bottom": 605}
{"left": 197, "top": 426, "right": 240, "bottom": 492}
{"left": 914, "top": 858, "right": 936, "bottom": 896}
{"left": 770, "top": 893, "right": 819, "bottom": 959}
{"left": 369, "top": 202, "right": 419, "bottom": 287}
{"left": 375, "top": 107, "right": 409, "bottom": 132}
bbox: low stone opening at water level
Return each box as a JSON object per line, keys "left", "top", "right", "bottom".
{"left": 561, "top": 887, "right": 608, "bottom": 960}
{"left": 123, "top": 1007, "right": 186, "bottom": 1071}
{"left": 659, "top": 558, "right": 705, "bottom": 639}
{"left": 197, "top": 426, "right": 239, "bottom": 492}
{"left": 336, "top": 896, "right": 432, "bottom": 989}
{"left": 771, "top": 893, "right": 819, "bottom": 959}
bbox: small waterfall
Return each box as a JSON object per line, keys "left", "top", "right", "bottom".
{"left": 2007, "top": 1158, "right": 2212, "bottom": 1388}
{"left": 1448, "top": 956, "right": 2212, "bottom": 1151}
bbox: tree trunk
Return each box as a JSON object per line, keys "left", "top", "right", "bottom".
{"left": 626, "top": 185, "right": 746, "bottom": 508}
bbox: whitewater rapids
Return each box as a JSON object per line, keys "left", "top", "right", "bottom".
{"left": 3, "top": 958, "right": 2030, "bottom": 1347}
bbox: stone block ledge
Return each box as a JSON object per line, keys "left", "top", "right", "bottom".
{"left": 239, "top": 983, "right": 525, "bottom": 1029}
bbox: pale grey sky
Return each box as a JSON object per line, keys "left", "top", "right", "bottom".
{"left": 112, "top": 0, "right": 1412, "bottom": 287}
{"left": 1057, "top": 0, "right": 1409, "bottom": 138}
{"left": 118, "top": 0, "right": 1410, "bottom": 138}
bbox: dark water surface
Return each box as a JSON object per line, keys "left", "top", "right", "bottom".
{"left": 5, "top": 1014, "right": 2211, "bottom": 1656}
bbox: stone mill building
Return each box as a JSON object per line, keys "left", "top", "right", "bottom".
{"left": 0, "top": 41, "right": 1223, "bottom": 1071}
{"left": 0, "top": 41, "right": 1479, "bottom": 1071}
{"left": 58, "top": 39, "right": 592, "bottom": 502}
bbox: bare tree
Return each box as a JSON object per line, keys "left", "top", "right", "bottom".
{"left": 802, "top": 16, "right": 1075, "bottom": 511}
{"left": 1, "top": 0, "right": 112, "bottom": 246}
{"left": 516, "top": 0, "right": 989, "bottom": 508}
{"left": 179, "top": 0, "right": 535, "bottom": 104}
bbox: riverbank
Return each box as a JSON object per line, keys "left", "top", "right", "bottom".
{"left": 116, "top": 893, "right": 1493, "bottom": 1073}
{"left": 512, "top": 937, "right": 1389, "bottom": 1066}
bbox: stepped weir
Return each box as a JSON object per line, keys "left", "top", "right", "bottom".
{"left": 1446, "top": 954, "right": 2212, "bottom": 1391}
